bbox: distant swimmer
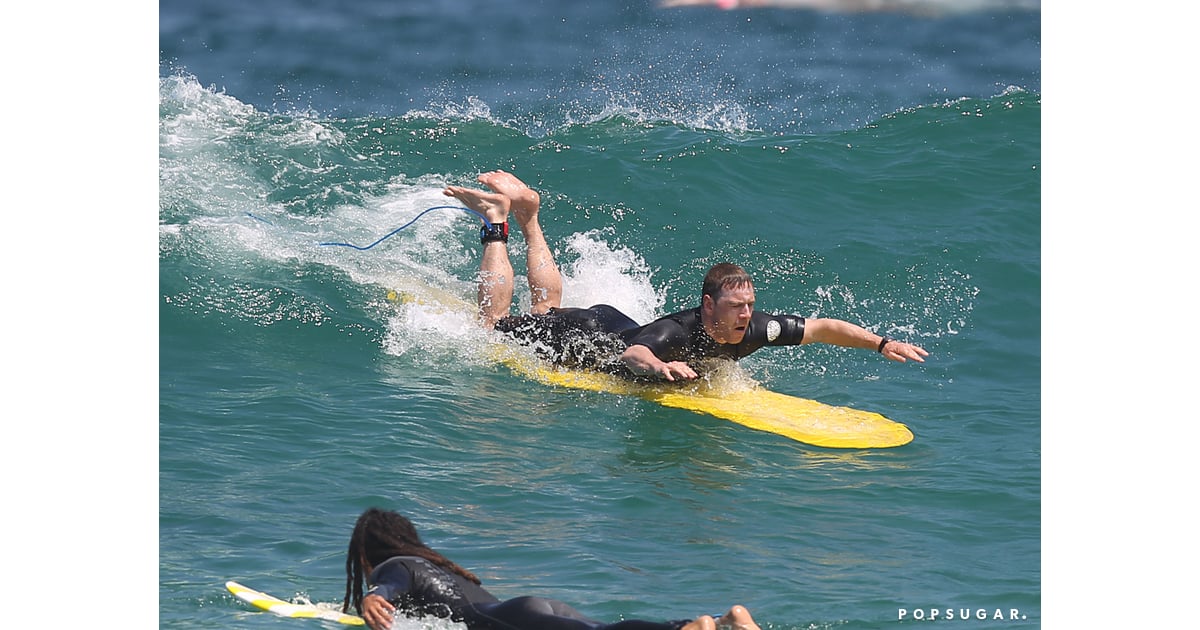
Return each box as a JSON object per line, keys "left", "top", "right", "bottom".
{"left": 344, "top": 507, "right": 766, "bottom": 630}
{"left": 658, "top": 0, "right": 1040, "bottom": 15}
{"left": 443, "top": 170, "right": 928, "bottom": 382}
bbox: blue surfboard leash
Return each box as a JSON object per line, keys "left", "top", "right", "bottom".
{"left": 316, "top": 205, "right": 494, "bottom": 251}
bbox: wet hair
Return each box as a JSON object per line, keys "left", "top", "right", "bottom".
{"left": 342, "top": 508, "right": 482, "bottom": 614}
{"left": 701, "top": 263, "right": 753, "bottom": 301}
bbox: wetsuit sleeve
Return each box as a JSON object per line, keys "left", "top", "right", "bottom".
{"left": 623, "top": 317, "right": 693, "bottom": 363}
{"left": 367, "top": 558, "right": 414, "bottom": 603}
{"left": 757, "top": 312, "right": 806, "bottom": 346}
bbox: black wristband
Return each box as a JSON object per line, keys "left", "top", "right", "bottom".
{"left": 480, "top": 221, "right": 508, "bottom": 244}
{"left": 877, "top": 337, "right": 891, "bottom": 353}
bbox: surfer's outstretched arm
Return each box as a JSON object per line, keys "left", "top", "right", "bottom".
{"left": 803, "top": 318, "right": 928, "bottom": 363}
{"left": 442, "top": 184, "right": 514, "bottom": 328}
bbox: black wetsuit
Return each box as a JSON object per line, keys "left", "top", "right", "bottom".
{"left": 495, "top": 305, "right": 807, "bottom": 375}
{"left": 367, "top": 556, "right": 690, "bottom": 630}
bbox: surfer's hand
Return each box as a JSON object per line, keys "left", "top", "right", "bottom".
{"left": 659, "top": 361, "right": 699, "bottom": 381}
{"left": 362, "top": 594, "right": 396, "bottom": 630}
{"left": 881, "top": 340, "right": 928, "bottom": 363}
{"left": 621, "top": 345, "right": 697, "bottom": 380}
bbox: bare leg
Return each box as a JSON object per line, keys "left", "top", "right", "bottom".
{"left": 443, "top": 184, "right": 513, "bottom": 328}
{"left": 475, "top": 170, "right": 563, "bottom": 314}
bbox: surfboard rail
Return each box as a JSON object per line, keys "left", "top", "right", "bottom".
{"left": 226, "top": 581, "right": 365, "bottom": 625}
{"left": 498, "top": 349, "right": 915, "bottom": 449}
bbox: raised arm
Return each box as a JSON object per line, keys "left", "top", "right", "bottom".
{"left": 803, "top": 318, "right": 928, "bottom": 363}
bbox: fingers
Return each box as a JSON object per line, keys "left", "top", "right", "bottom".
{"left": 362, "top": 595, "right": 395, "bottom": 630}
{"left": 364, "top": 610, "right": 392, "bottom": 630}
{"left": 885, "top": 342, "right": 928, "bottom": 363}
{"left": 660, "top": 362, "right": 698, "bottom": 381}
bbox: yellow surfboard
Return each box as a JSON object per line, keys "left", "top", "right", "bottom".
{"left": 388, "top": 287, "right": 914, "bottom": 449}
{"left": 226, "top": 581, "right": 365, "bottom": 625}
{"left": 498, "top": 351, "right": 913, "bottom": 449}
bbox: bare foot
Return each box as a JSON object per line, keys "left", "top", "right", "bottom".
{"left": 477, "top": 170, "right": 541, "bottom": 228}
{"left": 443, "top": 185, "right": 510, "bottom": 226}
{"left": 716, "top": 606, "right": 761, "bottom": 630}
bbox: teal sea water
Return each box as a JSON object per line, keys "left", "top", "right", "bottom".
{"left": 158, "top": 2, "right": 1040, "bottom": 629}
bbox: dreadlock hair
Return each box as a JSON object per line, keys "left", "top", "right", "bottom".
{"left": 342, "top": 508, "right": 483, "bottom": 614}
{"left": 701, "top": 263, "right": 753, "bottom": 301}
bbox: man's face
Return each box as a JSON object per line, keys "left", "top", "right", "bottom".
{"left": 702, "top": 283, "right": 755, "bottom": 344}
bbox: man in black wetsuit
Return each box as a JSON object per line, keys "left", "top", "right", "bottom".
{"left": 443, "top": 171, "right": 928, "bottom": 381}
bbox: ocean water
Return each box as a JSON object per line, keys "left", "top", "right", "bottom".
{"left": 157, "top": 1, "right": 1041, "bottom": 629}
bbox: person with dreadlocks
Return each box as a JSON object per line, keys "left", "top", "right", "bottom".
{"left": 343, "top": 508, "right": 765, "bottom": 630}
